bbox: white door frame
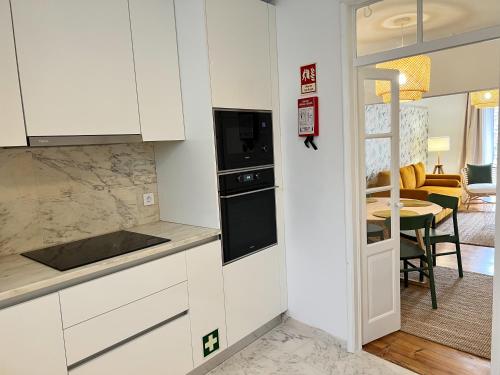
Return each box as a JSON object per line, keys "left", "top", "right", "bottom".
{"left": 340, "top": 0, "right": 500, "bottom": 369}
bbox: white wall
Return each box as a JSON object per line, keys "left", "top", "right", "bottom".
{"left": 154, "top": 0, "right": 220, "bottom": 229}
{"left": 275, "top": 0, "right": 348, "bottom": 341}
{"left": 420, "top": 93, "right": 467, "bottom": 174}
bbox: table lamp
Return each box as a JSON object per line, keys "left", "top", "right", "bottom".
{"left": 428, "top": 136, "right": 450, "bottom": 174}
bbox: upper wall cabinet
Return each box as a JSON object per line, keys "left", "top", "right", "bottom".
{"left": 129, "top": 0, "right": 185, "bottom": 141}
{"left": 11, "top": 0, "right": 140, "bottom": 137}
{"left": 0, "top": 0, "right": 26, "bottom": 147}
{"left": 206, "top": 0, "right": 272, "bottom": 110}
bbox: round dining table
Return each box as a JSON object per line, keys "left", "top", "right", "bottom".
{"left": 367, "top": 197, "right": 443, "bottom": 252}
{"left": 366, "top": 197, "right": 443, "bottom": 221}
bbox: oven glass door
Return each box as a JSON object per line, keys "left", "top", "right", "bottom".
{"left": 220, "top": 188, "right": 277, "bottom": 264}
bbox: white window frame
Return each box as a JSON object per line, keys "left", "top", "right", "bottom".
{"left": 340, "top": 1, "right": 500, "bottom": 372}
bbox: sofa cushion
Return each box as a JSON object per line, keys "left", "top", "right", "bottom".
{"left": 376, "top": 170, "right": 403, "bottom": 188}
{"left": 413, "top": 162, "right": 426, "bottom": 187}
{"left": 468, "top": 183, "right": 496, "bottom": 194}
{"left": 416, "top": 185, "right": 462, "bottom": 200}
{"left": 424, "top": 179, "right": 461, "bottom": 187}
{"left": 400, "top": 165, "right": 416, "bottom": 189}
{"left": 467, "top": 164, "right": 493, "bottom": 184}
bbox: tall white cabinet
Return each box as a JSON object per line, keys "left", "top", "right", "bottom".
{"left": 0, "top": 0, "right": 26, "bottom": 147}
{"left": 206, "top": 0, "right": 273, "bottom": 110}
{"left": 0, "top": 294, "right": 67, "bottom": 375}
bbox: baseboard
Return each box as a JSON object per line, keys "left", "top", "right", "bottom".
{"left": 187, "top": 314, "right": 284, "bottom": 375}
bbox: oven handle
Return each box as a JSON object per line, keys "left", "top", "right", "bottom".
{"left": 220, "top": 186, "right": 279, "bottom": 199}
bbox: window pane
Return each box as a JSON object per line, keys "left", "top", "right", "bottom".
{"left": 363, "top": 79, "right": 392, "bottom": 134}
{"left": 366, "top": 137, "right": 391, "bottom": 189}
{"left": 423, "top": 0, "right": 500, "bottom": 41}
{"left": 356, "top": 0, "right": 417, "bottom": 57}
{"left": 366, "top": 192, "right": 392, "bottom": 244}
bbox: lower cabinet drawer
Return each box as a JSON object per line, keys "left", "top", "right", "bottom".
{"left": 69, "top": 314, "right": 194, "bottom": 375}
{"left": 65, "top": 282, "right": 188, "bottom": 366}
{"left": 60, "top": 250, "right": 187, "bottom": 328}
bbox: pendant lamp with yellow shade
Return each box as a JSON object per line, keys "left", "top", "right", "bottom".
{"left": 471, "top": 89, "right": 499, "bottom": 108}
{"left": 375, "top": 55, "right": 431, "bottom": 103}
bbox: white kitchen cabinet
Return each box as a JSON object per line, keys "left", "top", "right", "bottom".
{"left": 69, "top": 314, "right": 193, "bottom": 375}
{"left": 223, "top": 246, "right": 283, "bottom": 345}
{"left": 59, "top": 249, "right": 187, "bottom": 328}
{"left": 206, "top": 0, "right": 272, "bottom": 110}
{"left": 129, "top": 0, "right": 185, "bottom": 141}
{"left": 0, "top": 0, "right": 26, "bottom": 147}
{"left": 0, "top": 293, "right": 67, "bottom": 375}
{"left": 186, "top": 240, "right": 227, "bottom": 366}
{"left": 11, "top": 0, "right": 140, "bottom": 136}
{"left": 64, "top": 283, "right": 189, "bottom": 366}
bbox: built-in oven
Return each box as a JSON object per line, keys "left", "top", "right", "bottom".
{"left": 218, "top": 167, "right": 277, "bottom": 264}
{"left": 214, "top": 109, "right": 274, "bottom": 172}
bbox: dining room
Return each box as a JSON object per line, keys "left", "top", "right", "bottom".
{"left": 357, "top": 39, "right": 498, "bottom": 374}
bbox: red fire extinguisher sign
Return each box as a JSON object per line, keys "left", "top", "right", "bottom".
{"left": 298, "top": 96, "right": 319, "bottom": 137}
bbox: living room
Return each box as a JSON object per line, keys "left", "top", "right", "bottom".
{"left": 362, "top": 37, "right": 499, "bottom": 372}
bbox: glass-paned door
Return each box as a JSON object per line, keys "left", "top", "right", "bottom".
{"left": 358, "top": 67, "right": 401, "bottom": 344}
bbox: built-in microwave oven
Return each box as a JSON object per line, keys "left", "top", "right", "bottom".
{"left": 214, "top": 109, "right": 274, "bottom": 172}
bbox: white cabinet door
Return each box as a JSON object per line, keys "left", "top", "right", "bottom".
{"left": 0, "top": 294, "right": 67, "bottom": 375}
{"left": 186, "top": 240, "right": 227, "bottom": 366}
{"left": 70, "top": 314, "right": 193, "bottom": 375}
{"left": 206, "top": 0, "right": 272, "bottom": 110}
{"left": 0, "top": 0, "right": 26, "bottom": 147}
{"left": 11, "top": 0, "right": 140, "bottom": 136}
{"left": 129, "top": 0, "right": 184, "bottom": 141}
{"left": 223, "top": 246, "right": 282, "bottom": 345}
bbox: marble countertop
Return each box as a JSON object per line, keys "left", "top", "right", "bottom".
{"left": 0, "top": 221, "right": 220, "bottom": 308}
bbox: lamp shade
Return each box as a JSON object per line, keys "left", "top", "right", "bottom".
{"left": 471, "top": 89, "right": 499, "bottom": 109}
{"left": 375, "top": 55, "right": 431, "bottom": 103}
{"left": 428, "top": 137, "right": 450, "bottom": 152}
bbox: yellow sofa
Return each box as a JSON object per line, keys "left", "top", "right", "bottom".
{"left": 375, "top": 162, "right": 462, "bottom": 223}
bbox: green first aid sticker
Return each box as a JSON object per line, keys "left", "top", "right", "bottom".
{"left": 203, "top": 329, "right": 220, "bottom": 357}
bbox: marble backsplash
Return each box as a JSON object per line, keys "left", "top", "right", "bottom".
{"left": 0, "top": 143, "right": 160, "bottom": 257}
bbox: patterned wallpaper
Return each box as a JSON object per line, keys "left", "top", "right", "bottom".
{"left": 0, "top": 143, "right": 160, "bottom": 256}
{"left": 365, "top": 104, "right": 429, "bottom": 185}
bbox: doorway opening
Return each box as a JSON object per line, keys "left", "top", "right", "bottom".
{"left": 344, "top": 1, "right": 500, "bottom": 374}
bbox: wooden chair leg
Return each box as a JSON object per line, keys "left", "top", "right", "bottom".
{"left": 455, "top": 241, "right": 464, "bottom": 278}
{"left": 432, "top": 244, "right": 437, "bottom": 267}
{"left": 427, "top": 260, "right": 438, "bottom": 309}
{"left": 403, "top": 260, "right": 409, "bottom": 288}
{"left": 419, "top": 258, "right": 424, "bottom": 282}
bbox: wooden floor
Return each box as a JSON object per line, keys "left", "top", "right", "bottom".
{"left": 364, "top": 204, "right": 494, "bottom": 374}
{"left": 364, "top": 331, "right": 491, "bottom": 375}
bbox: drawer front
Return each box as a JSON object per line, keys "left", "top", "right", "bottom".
{"left": 60, "top": 251, "right": 187, "bottom": 328}
{"left": 65, "top": 282, "right": 188, "bottom": 366}
{"left": 69, "top": 314, "right": 193, "bottom": 375}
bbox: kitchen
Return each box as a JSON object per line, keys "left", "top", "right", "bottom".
{"left": 0, "top": 0, "right": 287, "bottom": 374}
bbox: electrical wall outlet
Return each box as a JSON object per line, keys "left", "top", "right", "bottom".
{"left": 143, "top": 192, "right": 155, "bottom": 206}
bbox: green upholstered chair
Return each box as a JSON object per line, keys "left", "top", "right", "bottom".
{"left": 401, "top": 193, "right": 463, "bottom": 278}
{"left": 390, "top": 213, "right": 437, "bottom": 309}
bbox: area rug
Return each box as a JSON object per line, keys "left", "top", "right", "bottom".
{"left": 401, "top": 266, "right": 493, "bottom": 359}
{"left": 438, "top": 211, "right": 495, "bottom": 247}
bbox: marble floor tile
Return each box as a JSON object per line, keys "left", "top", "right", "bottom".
{"left": 209, "top": 320, "right": 415, "bottom": 375}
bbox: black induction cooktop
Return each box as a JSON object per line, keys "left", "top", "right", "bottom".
{"left": 22, "top": 231, "right": 171, "bottom": 271}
